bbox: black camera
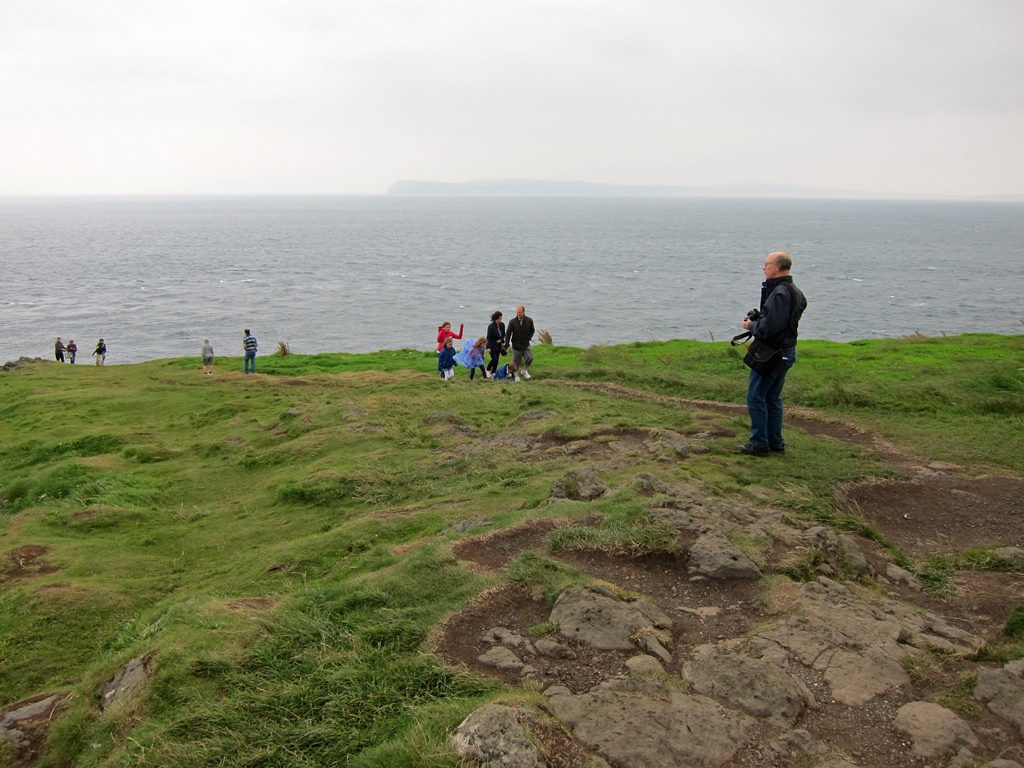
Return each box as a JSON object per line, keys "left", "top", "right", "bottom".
{"left": 745, "top": 308, "right": 760, "bottom": 321}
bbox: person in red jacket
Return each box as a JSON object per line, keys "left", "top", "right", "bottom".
{"left": 436, "top": 321, "right": 464, "bottom": 352}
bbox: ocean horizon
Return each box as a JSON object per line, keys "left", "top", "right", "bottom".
{"left": 3, "top": 195, "right": 1023, "bottom": 365}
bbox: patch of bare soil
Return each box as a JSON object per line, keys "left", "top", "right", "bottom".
{"left": 0, "top": 545, "right": 58, "bottom": 584}
{"left": 226, "top": 598, "right": 277, "bottom": 611}
{"left": 840, "top": 475, "right": 1024, "bottom": 558}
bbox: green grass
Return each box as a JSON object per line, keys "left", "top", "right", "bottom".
{"left": 0, "top": 334, "right": 1022, "bottom": 766}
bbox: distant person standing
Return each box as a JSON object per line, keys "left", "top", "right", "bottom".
{"left": 66, "top": 339, "right": 78, "bottom": 364}
{"left": 242, "top": 329, "right": 258, "bottom": 373}
{"left": 739, "top": 251, "right": 807, "bottom": 456}
{"left": 93, "top": 338, "right": 106, "bottom": 366}
{"left": 201, "top": 339, "right": 215, "bottom": 375}
{"left": 485, "top": 311, "right": 506, "bottom": 379}
{"left": 504, "top": 305, "right": 535, "bottom": 379}
{"left": 54, "top": 337, "right": 66, "bottom": 363}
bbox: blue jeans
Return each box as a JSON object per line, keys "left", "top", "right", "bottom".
{"left": 746, "top": 347, "right": 796, "bottom": 449}
{"left": 244, "top": 351, "right": 256, "bottom": 373}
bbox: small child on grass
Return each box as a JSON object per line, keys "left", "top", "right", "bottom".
{"left": 438, "top": 337, "right": 458, "bottom": 380}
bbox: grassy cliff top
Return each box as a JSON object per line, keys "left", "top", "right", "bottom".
{"left": 1, "top": 335, "right": 1022, "bottom": 766}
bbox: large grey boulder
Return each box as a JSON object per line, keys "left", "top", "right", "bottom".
{"left": 688, "top": 531, "right": 762, "bottom": 580}
{"left": 892, "top": 701, "right": 978, "bottom": 758}
{"left": 682, "top": 643, "right": 815, "bottom": 726}
{"left": 546, "top": 676, "right": 754, "bottom": 768}
{"left": 450, "top": 704, "right": 548, "bottom": 768}
{"left": 549, "top": 585, "right": 672, "bottom": 652}
{"left": 974, "top": 659, "right": 1024, "bottom": 737}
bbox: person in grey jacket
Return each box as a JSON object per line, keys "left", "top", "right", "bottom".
{"left": 503, "top": 305, "right": 535, "bottom": 379}
{"left": 739, "top": 252, "right": 807, "bottom": 456}
{"left": 201, "top": 339, "right": 215, "bottom": 375}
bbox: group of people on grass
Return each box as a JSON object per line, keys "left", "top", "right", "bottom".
{"left": 433, "top": 252, "right": 808, "bottom": 461}
{"left": 437, "top": 305, "right": 535, "bottom": 382}
{"left": 195, "top": 329, "right": 257, "bottom": 376}
{"left": 54, "top": 337, "right": 105, "bottom": 365}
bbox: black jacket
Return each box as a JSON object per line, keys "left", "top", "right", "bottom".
{"left": 751, "top": 276, "right": 806, "bottom": 349}
{"left": 486, "top": 321, "right": 506, "bottom": 353}
{"left": 504, "top": 315, "right": 535, "bottom": 351}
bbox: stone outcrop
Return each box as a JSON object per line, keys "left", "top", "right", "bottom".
{"left": 450, "top": 704, "right": 548, "bottom": 768}
{"left": 546, "top": 677, "right": 754, "bottom": 768}
{"left": 549, "top": 585, "right": 671, "bottom": 651}
{"left": 688, "top": 531, "right": 762, "bottom": 580}
{"left": 752, "top": 577, "right": 983, "bottom": 706}
{"left": 974, "top": 659, "right": 1024, "bottom": 738}
{"left": 893, "top": 701, "right": 979, "bottom": 758}
{"left": 682, "top": 642, "right": 815, "bottom": 726}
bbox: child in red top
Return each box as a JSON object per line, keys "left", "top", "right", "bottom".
{"left": 436, "top": 321, "right": 464, "bottom": 351}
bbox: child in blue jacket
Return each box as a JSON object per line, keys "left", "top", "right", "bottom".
{"left": 438, "top": 337, "right": 458, "bottom": 380}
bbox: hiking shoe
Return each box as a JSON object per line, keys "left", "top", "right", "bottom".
{"left": 770, "top": 445, "right": 785, "bottom": 455}
{"left": 738, "top": 443, "right": 770, "bottom": 457}
{"left": 522, "top": 370, "right": 531, "bottom": 379}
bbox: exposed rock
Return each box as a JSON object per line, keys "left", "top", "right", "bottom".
{"left": 666, "top": 439, "right": 710, "bottom": 458}
{"left": 893, "top": 701, "right": 978, "bottom": 758}
{"left": 480, "top": 626, "right": 535, "bottom": 653}
{"left": 0, "top": 694, "right": 69, "bottom": 748}
{"left": 450, "top": 516, "right": 493, "bottom": 532}
{"left": 636, "top": 630, "right": 673, "bottom": 664}
{"left": 101, "top": 654, "right": 153, "bottom": 710}
{"left": 478, "top": 646, "right": 528, "bottom": 671}
{"left": 767, "top": 728, "right": 825, "bottom": 758}
{"left": 549, "top": 585, "right": 671, "bottom": 651}
{"left": 682, "top": 643, "right": 815, "bottom": 726}
{"left": 633, "top": 472, "right": 668, "bottom": 494}
{"left": 974, "top": 660, "right": 1024, "bottom": 737}
{"left": 546, "top": 676, "right": 754, "bottom": 767}
{"left": 534, "top": 638, "right": 576, "bottom": 659}
{"left": 688, "top": 531, "right": 762, "bottom": 580}
{"left": 549, "top": 467, "right": 608, "bottom": 501}
{"left": 885, "top": 563, "right": 922, "bottom": 590}
{"left": 625, "top": 655, "right": 665, "bottom": 675}
{"left": 801, "top": 527, "right": 871, "bottom": 580}
{"left": 994, "top": 547, "right": 1024, "bottom": 565}
{"left": 752, "top": 578, "right": 983, "bottom": 706}
{"left": 450, "top": 703, "right": 548, "bottom": 768}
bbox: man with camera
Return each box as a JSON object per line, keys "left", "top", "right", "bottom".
{"left": 739, "top": 252, "right": 807, "bottom": 456}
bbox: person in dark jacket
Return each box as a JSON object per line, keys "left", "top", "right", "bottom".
{"left": 93, "top": 338, "right": 107, "bottom": 366}
{"left": 485, "top": 310, "right": 506, "bottom": 378}
{"left": 66, "top": 339, "right": 78, "bottom": 364}
{"left": 739, "top": 252, "right": 807, "bottom": 456}
{"left": 437, "top": 337, "right": 458, "bottom": 380}
{"left": 54, "top": 337, "right": 66, "bottom": 362}
{"left": 503, "top": 305, "right": 535, "bottom": 379}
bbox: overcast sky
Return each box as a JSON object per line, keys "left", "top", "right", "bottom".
{"left": 2, "top": 0, "right": 1022, "bottom": 197}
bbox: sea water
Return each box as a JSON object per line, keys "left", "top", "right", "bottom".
{"left": 2, "top": 196, "right": 1022, "bottom": 364}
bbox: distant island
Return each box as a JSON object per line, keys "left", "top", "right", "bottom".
{"left": 386, "top": 179, "right": 1024, "bottom": 201}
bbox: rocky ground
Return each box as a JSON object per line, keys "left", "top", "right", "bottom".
{"left": 434, "top": 385, "right": 1024, "bottom": 768}
{"left": 3, "top": 384, "right": 1023, "bottom": 768}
